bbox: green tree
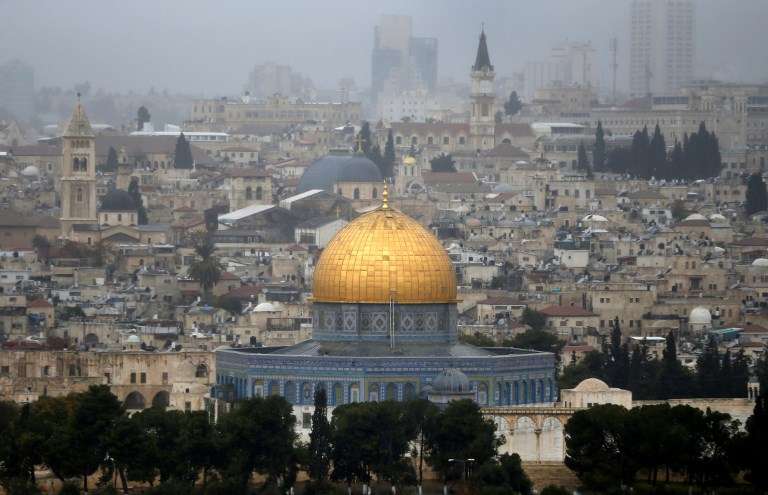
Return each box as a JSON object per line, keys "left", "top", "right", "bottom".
{"left": 474, "top": 453, "right": 532, "bottom": 495}
{"left": 331, "top": 403, "right": 375, "bottom": 490}
{"left": 104, "top": 146, "right": 119, "bottom": 172}
{"left": 430, "top": 153, "right": 456, "bottom": 173}
{"left": 308, "top": 388, "right": 332, "bottom": 483}
{"left": 577, "top": 142, "right": 589, "bottom": 172}
{"left": 173, "top": 133, "right": 194, "bottom": 169}
{"left": 564, "top": 404, "right": 635, "bottom": 490}
{"left": 215, "top": 295, "right": 243, "bottom": 315}
{"left": 218, "top": 396, "right": 297, "bottom": 490}
{"left": 656, "top": 331, "right": 694, "bottom": 399}
{"left": 137, "top": 106, "right": 151, "bottom": 131}
{"left": 128, "top": 177, "right": 148, "bottom": 225}
{"left": 744, "top": 394, "right": 768, "bottom": 490}
{"left": 746, "top": 173, "right": 768, "bottom": 216}
{"left": 649, "top": 124, "right": 667, "bottom": 179}
{"left": 696, "top": 336, "right": 721, "bottom": 397}
{"left": 382, "top": 129, "right": 396, "bottom": 178}
{"left": 593, "top": 121, "right": 606, "bottom": 171}
{"left": 403, "top": 399, "right": 439, "bottom": 493}
{"left": 494, "top": 110, "right": 503, "bottom": 124}
{"left": 507, "top": 329, "right": 562, "bottom": 355}
{"left": 188, "top": 239, "right": 222, "bottom": 303}
{"left": 504, "top": 91, "right": 522, "bottom": 116}
{"left": 520, "top": 307, "right": 545, "bottom": 331}
{"left": 424, "top": 400, "right": 500, "bottom": 491}
{"left": 356, "top": 121, "right": 372, "bottom": 155}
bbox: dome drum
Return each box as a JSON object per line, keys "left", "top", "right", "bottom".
{"left": 312, "top": 302, "right": 457, "bottom": 344}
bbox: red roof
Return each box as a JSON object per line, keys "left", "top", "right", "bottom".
{"left": 539, "top": 305, "right": 597, "bottom": 317}
{"left": 422, "top": 171, "right": 477, "bottom": 185}
{"left": 27, "top": 299, "right": 53, "bottom": 308}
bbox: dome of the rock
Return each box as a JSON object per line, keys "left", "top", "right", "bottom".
{"left": 312, "top": 203, "right": 457, "bottom": 304}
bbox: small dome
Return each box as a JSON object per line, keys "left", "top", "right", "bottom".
{"left": 101, "top": 189, "right": 137, "bottom": 212}
{"left": 709, "top": 213, "right": 727, "bottom": 222}
{"left": 403, "top": 156, "right": 417, "bottom": 166}
{"left": 465, "top": 217, "right": 482, "bottom": 227}
{"left": 126, "top": 335, "right": 141, "bottom": 343}
{"left": 684, "top": 213, "right": 708, "bottom": 222}
{"left": 297, "top": 154, "right": 383, "bottom": 194}
{"left": 21, "top": 165, "right": 40, "bottom": 177}
{"left": 573, "top": 378, "right": 610, "bottom": 392}
{"left": 753, "top": 258, "right": 768, "bottom": 267}
{"left": 689, "top": 306, "right": 712, "bottom": 325}
{"left": 432, "top": 368, "right": 470, "bottom": 394}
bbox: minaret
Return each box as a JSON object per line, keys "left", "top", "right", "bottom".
{"left": 469, "top": 28, "right": 496, "bottom": 152}
{"left": 60, "top": 96, "right": 98, "bottom": 238}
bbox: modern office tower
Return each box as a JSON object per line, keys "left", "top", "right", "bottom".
{"left": 629, "top": 0, "right": 695, "bottom": 97}
{"left": 371, "top": 15, "right": 438, "bottom": 104}
{"left": 0, "top": 59, "right": 35, "bottom": 122}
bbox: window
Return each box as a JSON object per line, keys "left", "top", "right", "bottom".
{"left": 353, "top": 188, "right": 360, "bottom": 200}
{"left": 443, "top": 136, "right": 450, "bottom": 145}
{"left": 42, "top": 366, "right": 49, "bottom": 376}
{"left": 162, "top": 372, "right": 168, "bottom": 385}
{"left": 130, "top": 372, "right": 137, "bottom": 384}
{"left": 245, "top": 187, "right": 253, "bottom": 200}
{"left": 76, "top": 187, "right": 83, "bottom": 202}
{"left": 256, "top": 186, "right": 263, "bottom": 200}
{"left": 104, "top": 372, "right": 111, "bottom": 384}
{"left": 302, "top": 412, "right": 312, "bottom": 429}
{"left": 372, "top": 187, "right": 378, "bottom": 199}
{"left": 185, "top": 401, "right": 192, "bottom": 412}
{"left": 395, "top": 136, "right": 402, "bottom": 145}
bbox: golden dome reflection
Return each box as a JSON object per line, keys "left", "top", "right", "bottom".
{"left": 312, "top": 206, "right": 458, "bottom": 304}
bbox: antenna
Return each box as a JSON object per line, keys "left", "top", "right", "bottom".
{"left": 609, "top": 37, "right": 618, "bottom": 103}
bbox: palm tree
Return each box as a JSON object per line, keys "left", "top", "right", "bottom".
{"left": 189, "top": 238, "right": 222, "bottom": 303}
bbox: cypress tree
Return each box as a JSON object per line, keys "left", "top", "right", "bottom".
{"left": 720, "top": 349, "right": 732, "bottom": 398}
{"left": 577, "top": 142, "right": 589, "bottom": 172}
{"left": 308, "top": 388, "right": 332, "bottom": 482}
{"left": 745, "top": 394, "right": 768, "bottom": 490}
{"left": 745, "top": 173, "right": 768, "bottom": 216}
{"left": 696, "top": 336, "right": 721, "bottom": 397}
{"left": 383, "top": 129, "right": 396, "bottom": 178}
{"left": 593, "top": 121, "right": 606, "bottom": 171}
{"left": 357, "top": 121, "right": 372, "bottom": 155}
{"left": 128, "top": 177, "right": 148, "bottom": 225}
{"left": 174, "top": 133, "right": 194, "bottom": 169}
{"left": 649, "top": 124, "right": 666, "bottom": 179}
{"left": 732, "top": 349, "right": 750, "bottom": 398}
{"left": 105, "top": 146, "right": 119, "bottom": 172}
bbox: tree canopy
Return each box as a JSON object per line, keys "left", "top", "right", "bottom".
{"left": 430, "top": 153, "right": 457, "bottom": 173}
{"left": 173, "top": 133, "right": 194, "bottom": 169}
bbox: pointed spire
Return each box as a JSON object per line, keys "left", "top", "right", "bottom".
{"left": 473, "top": 26, "right": 493, "bottom": 72}
{"left": 64, "top": 96, "right": 94, "bottom": 138}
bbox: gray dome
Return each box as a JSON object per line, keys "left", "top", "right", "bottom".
{"left": 100, "top": 189, "right": 137, "bottom": 212}
{"left": 297, "top": 154, "right": 383, "bottom": 193}
{"left": 432, "top": 368, "right": 470, "bottom": 394}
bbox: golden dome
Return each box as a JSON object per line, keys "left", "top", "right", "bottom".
{"left": 403, "top": 156, "right": 417, "bottom": 166}
{"left": 312, "top": 206, "right": 457, "bottom": 304}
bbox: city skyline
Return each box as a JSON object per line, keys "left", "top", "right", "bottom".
{"left": 2, "top": 0, "right": 768, "bottom": 96}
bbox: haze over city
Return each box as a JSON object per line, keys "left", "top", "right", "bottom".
{"left": 3, "top": 0, "right": 768, "bottom": 94}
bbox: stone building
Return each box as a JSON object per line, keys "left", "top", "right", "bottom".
{"left": 214, "top": 191, "right": 557, "bottom": 409}
{"left": 0, "top": 349, "right": 214, "bottom": 412}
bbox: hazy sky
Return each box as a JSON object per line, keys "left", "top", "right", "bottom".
{"left": 2, "top": 0, "right": 768, "bottom": 95}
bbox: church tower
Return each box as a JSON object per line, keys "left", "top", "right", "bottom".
{"left": 469, "top": 28, "right": 496, "bottom": 151}
{"left": 60, "top": 98, "right": 98, "bottom": 238}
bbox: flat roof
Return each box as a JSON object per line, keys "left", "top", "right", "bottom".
{"left": 218, "top": 204, "right": 274, "bottom": 222}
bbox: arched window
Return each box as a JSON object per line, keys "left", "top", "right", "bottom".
{"left": 81, "top": 158, "right": 88, "bottom": 172}
{"left": 76, "top": 187, "right": 83, "bottom": 202}
{"left": 245, "top": 187, "right": 253, "bottom": 200}
{"left": 195, "top": 364, "right": 208, "bottom": 378}
{"left": 117, "top": 214, "right": 122, "bottom": 222}
{"left": 349, "top": 383, "right": 360, "bottom": 403}
{"left": 253, "top": 380, "right": 264, "bottom": 398}
{"left": 368, "top": 382, "right": 379, "bottom": 402}
{"left": 333, "top": 383, "right": 343, "bottom": 405}
{"left": 255, "top": 186, "right": 263, "bottom": 200}
{"left": 353, "top": 188, "right": 360, "bottom": 200}
{"left": 372, "top": 187, "right": 378, "bottom": 199}
{"left": 73, "top": 158, "right": 80, "bottom": 172}
{"left": 385, "top": 383, "right": 397, "bottom": 401}
{"left": 411, "top": 136, "right": 418, "bottom": 145}
{"left": 284, "top": 381, "right": 297, "bottom": 404}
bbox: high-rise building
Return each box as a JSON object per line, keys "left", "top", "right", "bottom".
{"left": 629, "top": 0, "right": 695, "bottom": 97}
{"left": 0, "top": 60, "right": 35, "bottom": 122}
{"left": 371, "top": 15, "right": 438, "bottom": 106}
{"left": 245, "top": 63, "right": 315, "bottom": 101}
{"left": 523, "top": 42, "right": 597, "bottom": 101}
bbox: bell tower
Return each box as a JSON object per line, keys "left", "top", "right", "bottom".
{"left": 469, "top": 28, "right": 496, "bottom": 152}
{"left": 60, "top": 96, "right": 98, "bottom": 238}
